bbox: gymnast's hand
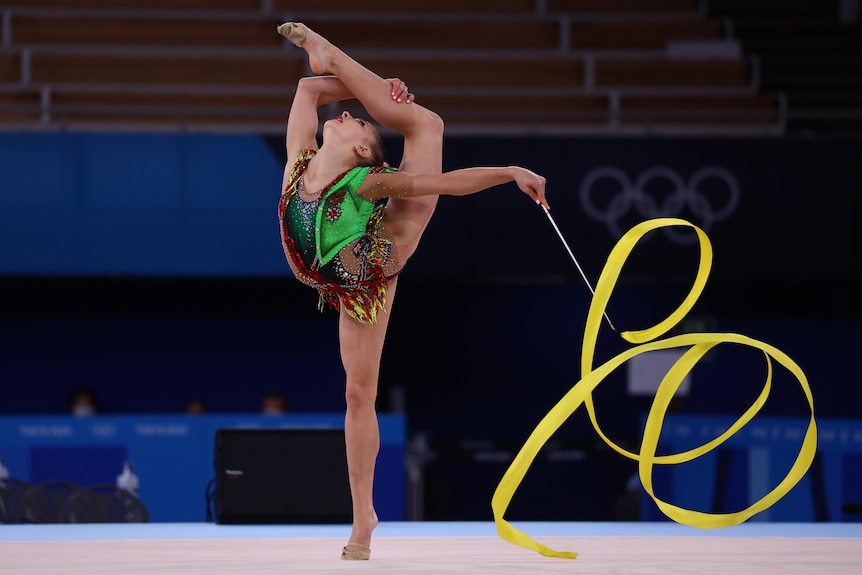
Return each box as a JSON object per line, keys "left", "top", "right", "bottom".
{"left": 386, "top": 78, "right": 414, "bottom": 103}
{"left": 512, "top": 167, "right": 549, "bottom": 210}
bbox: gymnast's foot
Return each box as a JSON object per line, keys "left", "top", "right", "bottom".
{"left": 341, "top": 510, "right": 378, "bottom": 560}
{"left": 341, "top": 542, "right": 371, "bottom": 561}
{"left": 277, "top": 21, "right": 329, "bottom": 75}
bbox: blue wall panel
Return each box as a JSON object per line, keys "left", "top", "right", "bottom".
{"left": 2, "top": 132, "right": 860, "bottom": 281}
{"left": 0, "top": 132, "right": 287, "bottom": 275}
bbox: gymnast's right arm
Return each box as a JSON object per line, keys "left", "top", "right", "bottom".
{"left": 284, "top": 77, "right": 345, "bottom": 174}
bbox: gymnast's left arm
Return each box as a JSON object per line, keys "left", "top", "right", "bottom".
{"left": 358, "top": 167, "right": 549, "bottom": 209}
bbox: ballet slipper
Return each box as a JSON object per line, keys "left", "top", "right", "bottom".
{"left": 341, "top": 541, "right": 371, "bottom": 561}
{"left": 277, "top": 21, "right": 326, "bottom": 75}
{"left": 277, "top": 22, "right": 306, "bottom": 47}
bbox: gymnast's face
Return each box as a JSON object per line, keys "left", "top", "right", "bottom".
{"left": 323, "top": 111, "right": 378, "bottom": 163}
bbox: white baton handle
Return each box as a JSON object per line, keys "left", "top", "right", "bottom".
{"left": 541, "top": 205, "right": 616, "bottom": 331}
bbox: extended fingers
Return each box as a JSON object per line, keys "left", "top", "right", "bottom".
{"left": 535, "top": 181, "right": 550, "bottom": 210}
{"left": 529, "top": 174, "right": 549, "bottom": 209}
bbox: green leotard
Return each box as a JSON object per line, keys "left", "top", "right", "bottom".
{"left": 278, "top": 149, "right": 398, "bottom": 323}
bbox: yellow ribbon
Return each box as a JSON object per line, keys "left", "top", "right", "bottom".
{"left": 491, "top": 218, "right": 816, "bottom": 558}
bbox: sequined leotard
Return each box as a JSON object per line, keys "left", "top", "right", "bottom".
{"left": 279, "top": 149, "right": 399, "bottom": 323}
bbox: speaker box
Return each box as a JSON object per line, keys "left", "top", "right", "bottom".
{"left": 214, "top": 428, "right": 352, "bottom": 524}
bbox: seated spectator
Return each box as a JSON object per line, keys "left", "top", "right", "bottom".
{"left": 68, "top": 386, "right": 99, "bottom": 417}
{"left": 184, "top": 398, "right": 207, "bottom": 415}
{"left": 261, "top": 392, "right": 289, "bottom": 415}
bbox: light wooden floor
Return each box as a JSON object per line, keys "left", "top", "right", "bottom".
{"left": 2, "top": 522, "right": 861, "bottom": 575}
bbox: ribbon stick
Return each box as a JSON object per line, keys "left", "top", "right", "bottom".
{"left": 492, "top": 217, "right": 816, "bottom": 559}
{"left": 541, "top": 205, "right": 616, "bottom": 331}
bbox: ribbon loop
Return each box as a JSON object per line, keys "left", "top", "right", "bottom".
{"left": 492, "top": 218, "right": 816, "bottom": 558}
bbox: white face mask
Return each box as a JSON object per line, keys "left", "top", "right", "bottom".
{"left": 72, "top": 404, "right": 95, "bottom": 417}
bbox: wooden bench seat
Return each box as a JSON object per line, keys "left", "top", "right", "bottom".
{"left": 300, "top": 20, "right": 560, "bottom": 51}
{"left": 0, "top": 89, "right": 41, "bottom": 122}
{"left": 569, "top": 19, "right": 723, "bottom": 50}
{"left": 547, "top": 0, "right": 698, "bottom": 13}
{"left": 358, "top": 58, "right": 584, "bottom": 89}
{"left": 348, "top": 94, "right": 775, "bottom": 129}
{"left": 345, "top": 94, "right": 609, "bottom": 126}
{"left": 596, "top": 59, "right": 750, "bottom": 88}
{"left": 272, "top": 0, "right": 535, "bottom": 14}
{"left": 49, "top": 90, "right": 290, "bottom": 125}
{"left": 620, "top": 94, "right": 778, "bottom": 125}
{"left": 11, "top": 16, "right": 560, "bottom": 51}
{"left": 0, "top": 53, "right": 22, "bottom": 83}
{"left": 3, "top": 1, "right": 261, "bottom": 11}
{"left": 30, "top": 53, "right": 305, "bottom": 86}
{"left": 12, "top": 15, "right": 283, "bottom": 49}
{"left": 292, "top": 0, "right": 703, "bottom": 15}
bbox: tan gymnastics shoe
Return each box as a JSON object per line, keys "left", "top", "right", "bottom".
{"left": 341, "top": 542, "right": 371, "bottom": 561}
{"left": 277, "top": 21, "right": 306, "bottom": 47}
{"left": 277, "top": 21, "right": 326, "bottom": 74}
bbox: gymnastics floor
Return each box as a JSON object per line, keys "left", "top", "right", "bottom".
{"left": 2, "top": 521, "right": 861, "bottom": 574}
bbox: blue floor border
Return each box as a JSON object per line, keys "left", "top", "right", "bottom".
{"left": 2, "top": 522, "right": 861, "bottom": 542}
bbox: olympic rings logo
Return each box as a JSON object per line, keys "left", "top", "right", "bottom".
{"left": 579, "top": 166, "right": 740, "bottom": 244}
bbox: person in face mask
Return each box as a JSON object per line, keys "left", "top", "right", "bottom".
{"left": 68, "top": 386, "right": 99, "bottom": 417}
{"left": 260, "top": 392, "right": 289, "bottom": 416}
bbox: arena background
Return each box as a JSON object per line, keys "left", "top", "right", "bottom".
{"left": 1, "top": 0, "right": 860, "bottom": 524}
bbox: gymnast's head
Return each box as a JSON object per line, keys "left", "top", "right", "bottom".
{"left": 322, "top": 111, "right": 385, "bottom": 168}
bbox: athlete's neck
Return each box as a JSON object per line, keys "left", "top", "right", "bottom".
{"left": 305, "top": 145, "right": 356, "bottom": 190}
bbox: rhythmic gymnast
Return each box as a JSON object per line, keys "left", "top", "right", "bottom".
{"left": 277, "top": 22, "right": 548, "bottom": 560}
